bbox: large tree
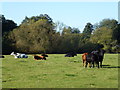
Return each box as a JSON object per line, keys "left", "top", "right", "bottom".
{"left": 83, "top": 23, "right": 93, "bottom": 35}
{"left": 6, "top": 14, "right": 55, "bottom": 53}
{"left": 90, "top": 27, "right": 117, "bottom": 52}
{"left": 99, "top": 19, "right": 118, "bottom": 29}
{"left": 82, "top": 22, "right": 93, "bottom": 40}
{"left": 1, "top": 15, "right": 17, "bottom": 54}
{"left": 91, "top": 18, "right": 119, "bottom": 52}
{"left": 1, "top": 15, "right": 17, "bottom": 34}
{"left": 113, "top": 24, "right": 120, "bottom": 44}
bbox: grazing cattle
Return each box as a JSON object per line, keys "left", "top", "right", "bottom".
{"left": 10, "top": 52, "right": 28, "bottom": 58}
{"left": 0, "top": 55, "right": 4, "bottom": 58}
{"left": 85, "top": 53, "right": 99, "bottom": 68}
{"left": 65, "top": 52, "right": 77, "bottom": 57}
{"left": 84, "top": 49, "right": 105, "bottom": 68}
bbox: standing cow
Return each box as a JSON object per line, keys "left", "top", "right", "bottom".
{"left": 82, "top": 49, "right": 105, "bottom": 68}
{"left": 97, "top": 49, "right": 105, "bottom": 68}
{"left": 82, "top": 53, "right": 88, "bottom": 67}
{"left": 86, "top": 52, "right": 99, "bottom": 68}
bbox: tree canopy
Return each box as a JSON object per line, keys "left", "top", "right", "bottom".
{"left": 2, "top": 14, "right": 120, "bottom": 54}
{"left": 1, "top": 15, "right": 17, "bottom": 34}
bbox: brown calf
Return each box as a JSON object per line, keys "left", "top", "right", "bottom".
{"left": 33, "top": 55, "right": 46, "bottom": 60}
{"left": 82, "top": 53, "right": 88, "bottom": 67}
{"left": 82, "top": 53, "right": 92, "bottom": 67}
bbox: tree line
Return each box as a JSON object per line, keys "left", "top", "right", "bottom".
{"left": 1, "top": 14, "right": 120, "bottom": 54}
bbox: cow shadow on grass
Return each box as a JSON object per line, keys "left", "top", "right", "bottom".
{"left": 102, "top": 65, "right": 120, "bottom": 68}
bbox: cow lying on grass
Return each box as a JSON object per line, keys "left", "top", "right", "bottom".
{"left": 10, "top": 52, "right": 28, "bottom": 58}
{"left": 33, "top": 54, "right": 48, "bottom": 60}
{"left": 0, "top": 55, "right": 4, "bottom": 58}
{"left": 41, "top": 53, "right": 48, "bottom": 57}
{"left": 65, "top": 52, "right": 77, "bottom": 57}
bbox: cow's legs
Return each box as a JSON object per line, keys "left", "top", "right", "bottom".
{"left": 100, "top": 61, "right": 102, "bottom": 68}
{"left": 97, "top": 62, "right": 99, "bottom": 68}
{"left": 85, "top": 62, "right": 88, "bottom": 68}
{"left": 92, "top": 61, "right": 94, "bottom": 68}
{"left": 83, "top": 60, "right": 86, "bottom": 67}
{"left": 88, "top": 62, "right": 92, "bottom": 68}
{"left": 83, "top": 60, "right": 84, "bottom": 66}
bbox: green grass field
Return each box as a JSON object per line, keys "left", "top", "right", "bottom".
{"left": 1, "top": 54, "right": 119, "bottom": 88}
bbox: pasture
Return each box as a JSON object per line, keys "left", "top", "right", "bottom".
{"left": 2, "top": 54, "right": 119, "bottom": 88}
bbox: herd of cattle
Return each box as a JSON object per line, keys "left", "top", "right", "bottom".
{"left": 64, "top": 49, "right": 105, "bottom": 68}
{"left": 82, "top": 49, "right": 105, "bottom": 68}
{"left": 9, "top": 52, "right": 48, "bottom": 60}
{"left": 0, "top": 49, "right": 105, "bottom": 68}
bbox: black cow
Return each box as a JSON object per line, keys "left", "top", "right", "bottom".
{"left": 85, "top": 52, "right": 99, "bottom": 68}
{"left": 97, "top": 49, "right": 105, "bottom": 68}
{"left": 41, "top": 53, "right": 48, "bottom": 57}
{"left": 65, "top": 52, "right": 77, "bottom": 57}
{"left": 0, "top": 55, "right": 4, "bottom": 58}
{"left": 85, "top": 49, "right": 105, "bottom": 68}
